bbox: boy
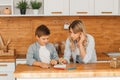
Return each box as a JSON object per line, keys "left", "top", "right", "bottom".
{"left": 26, "top": 25, "right": 59, "bottom": 68}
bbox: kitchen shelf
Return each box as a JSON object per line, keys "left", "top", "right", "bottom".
{"left": 0, "top": 0, "right": 120, "bottom": 16}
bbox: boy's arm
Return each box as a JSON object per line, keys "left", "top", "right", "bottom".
{"left": 26, "top": 46, "right": 50, "bottom": 68}
{"left": 33, "top": 61, "right": 50, "bottom": 68}
{"left": 26, "top": 46, "right": 36, "bottom": 66}
{"left": 52, "top": 44, "right": 59, "bottom": 60}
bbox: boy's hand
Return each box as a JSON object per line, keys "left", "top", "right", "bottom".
{"left": 40, "top": 62, "right": 50, "bottom": 68}
{"left": 59, "top": 58, "right": 67, "bottom": 64}
{"left": 50, "top": 60, "right": 58, "bottom": 65}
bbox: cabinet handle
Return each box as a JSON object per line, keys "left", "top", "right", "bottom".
{"left": 51, "top": 12, "right": 62, "bottom": 14}
{"left": 76, "top": 12, "right": 88, "bottom": 14}
{"left": 101, "top": 12, "right": 112, "bottom": 14}
{"left": 0, "top": 74, "right": 8, "bottom": 76}
{"left": 0, "top": 64, "right": 7, "bottom": 66}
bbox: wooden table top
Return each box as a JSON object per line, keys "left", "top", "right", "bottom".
{"left": 14, "top": 63, "right": 120, "bottom": 78}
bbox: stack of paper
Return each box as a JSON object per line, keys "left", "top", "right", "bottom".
{"left": 54, "top": 64, "right": 66, "bottom": 70}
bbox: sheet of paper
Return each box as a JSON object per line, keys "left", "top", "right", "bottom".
{"left": 54, "top": 64, "right": 66, "bottom": 69}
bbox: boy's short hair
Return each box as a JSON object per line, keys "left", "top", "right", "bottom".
{"left": 35, "top": 25, "right": 50, "bottom": 37}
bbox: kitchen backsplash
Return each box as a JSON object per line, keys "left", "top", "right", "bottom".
{"left": 0, "top": 16, "right": 120, "bottom": 55}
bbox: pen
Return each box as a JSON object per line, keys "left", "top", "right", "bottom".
{"left": 67, "top": 67, "right": 76, "bottom": 70}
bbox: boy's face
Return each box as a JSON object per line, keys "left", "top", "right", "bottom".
{"left": 36, "top": 35, "right": 49, "bottom": 46}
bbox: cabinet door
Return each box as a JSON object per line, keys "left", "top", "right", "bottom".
{"left": 0, "top": 72, "right": 15, "bottom": 80}
{"left": 0, "top": 62, "right": 15, "bottom": 71}
{"left": 0, "top": 62, "right": 15, "bottom": 80}
{"left": 95, "top": 0, "right": 119, "bottom": 15}
{"left": 70, "top": 0, "right": 94, "bottom": 15}
{"left": 44, "top": 0, "right": 69, "bottom": 15}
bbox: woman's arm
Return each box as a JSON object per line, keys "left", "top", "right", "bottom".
{"left": 81, "top": 34, "right": 96, "bottom": 63}
{"left": 78, "top": 33, "right": 86, "bottom": 59}
{"left": 79, "top": 44, "right": 86, "bottom": 59}
{"left": 64, "top": 38, "right": 72, "bottom": 63}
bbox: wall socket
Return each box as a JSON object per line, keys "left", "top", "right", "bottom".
{"left": 64, "top": 23, "right": 69, "bottom": 29}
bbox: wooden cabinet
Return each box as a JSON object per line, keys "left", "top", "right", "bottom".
{"left": 0, "top": 62, "right": 15, "bottom": 80}
{"left": 44, "top": 0, "right": 69, "bottom": 15}
{"left": 70, "top": 0, "right": 94, "bottom": 15}
{"left": 95, "top": 0, "right": 119, "bottom": 15}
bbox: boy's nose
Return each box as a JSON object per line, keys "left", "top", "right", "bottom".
{"left": 71, "top": 33, "right": 75, "bottom": 38}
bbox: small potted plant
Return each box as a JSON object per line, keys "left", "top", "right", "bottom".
{"left": 30, "top": 0, "right": 42, "bottom": 14}
{"left": 16, "top": 0, "right": 28, "bottom": 15}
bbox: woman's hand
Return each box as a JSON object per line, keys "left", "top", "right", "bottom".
{"left": 59, "top": 58, "right": 68, "bottom": 64}
{"left": 78, "top": 32, "right": 86, "bottom": 45}
{"left": 50, "top": 59, "right": 58, "bottom": 66}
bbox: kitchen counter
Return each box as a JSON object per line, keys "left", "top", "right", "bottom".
{"left": 14, "top": 63, "right": 120, "bottom": 78}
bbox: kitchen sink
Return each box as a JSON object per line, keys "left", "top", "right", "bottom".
{"left": 104, "top": 52, "right": 120, "bottom": 57}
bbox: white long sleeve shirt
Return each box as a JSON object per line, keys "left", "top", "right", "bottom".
{"left": 64, "top": 34, "right": 97, "bottom": 64}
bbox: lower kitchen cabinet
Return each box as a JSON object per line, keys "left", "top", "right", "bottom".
{"left": 0, "top": 62, "right": 15, "bottom": 80}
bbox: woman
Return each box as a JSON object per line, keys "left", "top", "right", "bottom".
{"left": 59, "top": 20, "right": 97, "bottom": 64}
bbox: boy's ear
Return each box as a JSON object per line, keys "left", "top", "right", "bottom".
{"left": 36, "top": 35, "right": 39, "bottom": 40}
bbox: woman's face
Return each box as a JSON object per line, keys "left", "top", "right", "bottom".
{"left": 36, "top": 35, "right": 49, "bottom": 46}
{"left": 69, "top": 28, "right": 81, "bottom": 41}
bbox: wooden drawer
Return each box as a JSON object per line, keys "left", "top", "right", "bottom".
{"left": 0, "top": 62, "right": 15, "bottom": 71}
{"left": 0, "top": 71, "right": 15, "bottom": 80}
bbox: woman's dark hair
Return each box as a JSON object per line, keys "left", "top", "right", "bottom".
{"left": 35, "top": 25, "right": 50, "bottom": 37}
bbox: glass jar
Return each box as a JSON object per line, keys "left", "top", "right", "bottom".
{"left": 110, "top": 57, "right": 119, "bottom": 68}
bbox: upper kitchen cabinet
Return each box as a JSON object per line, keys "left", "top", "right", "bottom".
{"left": 95, "top": 0, "right": 119, "bottom": 15}
{"left": 0, "top": 0, "right": 13, "bottom": 15}
{"left": 44, "top": 0, "right": 69, "bottom": 16}
{"left": 70, "top": 0, "right": 94, "bottom": 15}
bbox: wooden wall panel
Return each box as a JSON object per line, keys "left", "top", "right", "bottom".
{"left": 0, "top": 16, "right": 120, "bottom": 55}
